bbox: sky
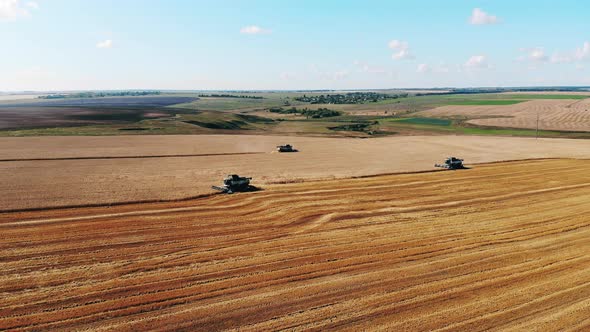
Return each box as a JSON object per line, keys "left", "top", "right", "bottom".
{"left": 1, "top": 0, "right": 589, "bottom": 91}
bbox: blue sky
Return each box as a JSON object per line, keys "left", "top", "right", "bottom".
{"left": 1, "top": 0, "right": 589, "bottom": 91}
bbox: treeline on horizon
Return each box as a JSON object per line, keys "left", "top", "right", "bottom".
{"left": 294, "top": 92, "right": 408, "bottom": 104}
{"left": 269, "top": 106, "right": 342, "bottom": 118}
{"left": 198, "top": 94, "right": 264, "bottom": 99}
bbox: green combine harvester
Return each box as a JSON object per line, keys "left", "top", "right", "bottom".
{"left": 212, "top": 174, "right": 253, "bottom": 194}
{"left": 277, "top": 144, "right": 297, "bottom": 152}
{"left": 435, "top": 157, "right": 465, "bottom": 170}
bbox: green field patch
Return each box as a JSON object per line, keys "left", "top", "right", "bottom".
{"left": 454, "top": 126, "right": 587, "bottom": 137}
{"left": 378, "top": 115, "right": 590, "bottom": 138}
{"left": 180, "top": 112, "right": 273, "bottom": 130}
{"left": 172, "top": 97, "right": 290, "bottom": 111}
{"left": 118, "top": 127, "right": 153, "bottom": 131}
{"left": 328, "top": 123, "right": 372, "bottom": 132}
{"left": 444, "top": 100, "right": 526, "bottom": 106}
{"left": 394, "top": 117, "right": 452, "bottom": 126}
{"left": 183, "top": 120, "right": 247, "bottom": 130}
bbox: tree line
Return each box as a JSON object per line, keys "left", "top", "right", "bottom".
{"left": 198, "top": 94, "right": 264, "bottom": 99}
{"left": 269, "top": 107, "right": 341, "bottom": 118}
{"left": 294, "top": 92, "right": 408, "bottom": 104}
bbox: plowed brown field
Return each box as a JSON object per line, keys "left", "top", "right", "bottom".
{"left": 1, "top": 159, "right": 590, "bottom": 331}
{"left": 418, "top": 99, "right": 590, "bottom": 131}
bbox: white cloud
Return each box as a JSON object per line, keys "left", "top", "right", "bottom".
{"left": 469, "top": 8, "right": 499, "bottom": 25}
{"left": 0, "top": 0, "right": 31, "bottom": 22}
{"left": 388, "top": 39, "right": 414, "bottom": 60}
{"left": 550, "top": 41, "right": 590, "bottom": 63}
{"left": 518, "top": 47, "right": 548, "bottom": 62}
{"left": 464, "top": 55, "right": 490, "bottom": 69}
{"left": 528, "top": 48, "right": 548, "bottom": 62}
{"left": 308, "top": 65, "right": 349, "bottom": 81}
{"left": 96, "top": 39, "right": 113, "bottom": 49}
{"left": 388, "top": 40, "right": 407, "bottom": 50}
{"left": 240, "top": 25, "right": 271, "bottom": 35}
{"left": 417, "top": 64, "right": 430, "bottom": 73}
{"left": 25, "top": 1, "right": 38, "bottom": 10}
{"left": 575, "top": 41, "right": 590, "bottom": 61}
{"left": 550, "top": 52, "right": 573, "bottom": 64}
{"left": 353, "top": 60, "right": 388, "bottom": 74}
{"left": 417, "top": 62, "right": 451, "bottom": 74}
{"left": 392, "top": 49, "right": 414, "bottom": 60}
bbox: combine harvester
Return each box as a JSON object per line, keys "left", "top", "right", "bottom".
{"left": 212, "top": 174, "right": 254, "bottom": 194}
{"left": 435, "top": 157, "right": 466, "bottom": 170}
{"left": 277, "top": 144, "right": 297, "bottom": 152}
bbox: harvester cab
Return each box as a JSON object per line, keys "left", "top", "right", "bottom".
{"left": 435, "top": 157, "right": 465, "bottom": 170}
{"left": 212, "top": 174, "right": 253, "bottom": 194}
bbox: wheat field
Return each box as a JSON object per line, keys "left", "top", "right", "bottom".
{"left": 1, "top": 159, "right": 589, "bottom": 331}
{"left": 2, "top": 135, "right": 590, "bottom": 211}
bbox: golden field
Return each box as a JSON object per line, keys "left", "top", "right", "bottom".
{"left": 2, "top": 135, "right": 590, "bottom": 211}
{"left": 417, "top": 99, "right": 590, "bottom": 132}
{"left": 1, "top": 159, "right": 590, "bottom": 330}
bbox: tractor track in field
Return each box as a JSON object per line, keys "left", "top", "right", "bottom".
{"left": 1, "top": 159, "right": 590, "bottom": 331}
{"left": 0, "top": 151, "right": 265, "bottom": 163}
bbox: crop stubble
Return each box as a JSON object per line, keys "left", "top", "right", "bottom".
{"left": 418, "top": 99, "right": 590, "bottom": 132}
{"left": 1, "top": 159, "right": 589, "bottom": 331}
{"left": 2, "top": 135, "right": 590, "bottom": 211}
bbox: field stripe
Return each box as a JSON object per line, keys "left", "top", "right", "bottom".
{"left": 0, "top": 151, "right": 265, "bottom": 163}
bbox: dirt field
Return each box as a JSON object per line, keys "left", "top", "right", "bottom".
{"left": 1, "top": 159, "right": 589, "bottom": 330}
{"left": 0, "top": 96, "right": 199, "bottom": 131}
{"left": 0, "top": 107, "right": 176, "bottom": 130}
{"left": 2, "top": 135, "right": 590, "bottom": 211}
{"left": 417, "top": 99, "right": 590, "bottom": 131}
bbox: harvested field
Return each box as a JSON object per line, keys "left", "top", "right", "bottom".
{"left": 2, "top": 135, "right": 590, "bottom": 211}
{"left": 417, "top": 99, "right": 590, "bottom": 131}
{"left": 1, "top": 159, "right": 590, "bottom": 330}
{"left": 500, "top": 91, "right": 590, "bottom": 96}
{"left": 0, "top": 96, "right": 200, "bottom": 130}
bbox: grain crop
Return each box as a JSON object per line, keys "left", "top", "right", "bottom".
{"left": 1, "top": 159, "right": 589, "bottom": 330}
